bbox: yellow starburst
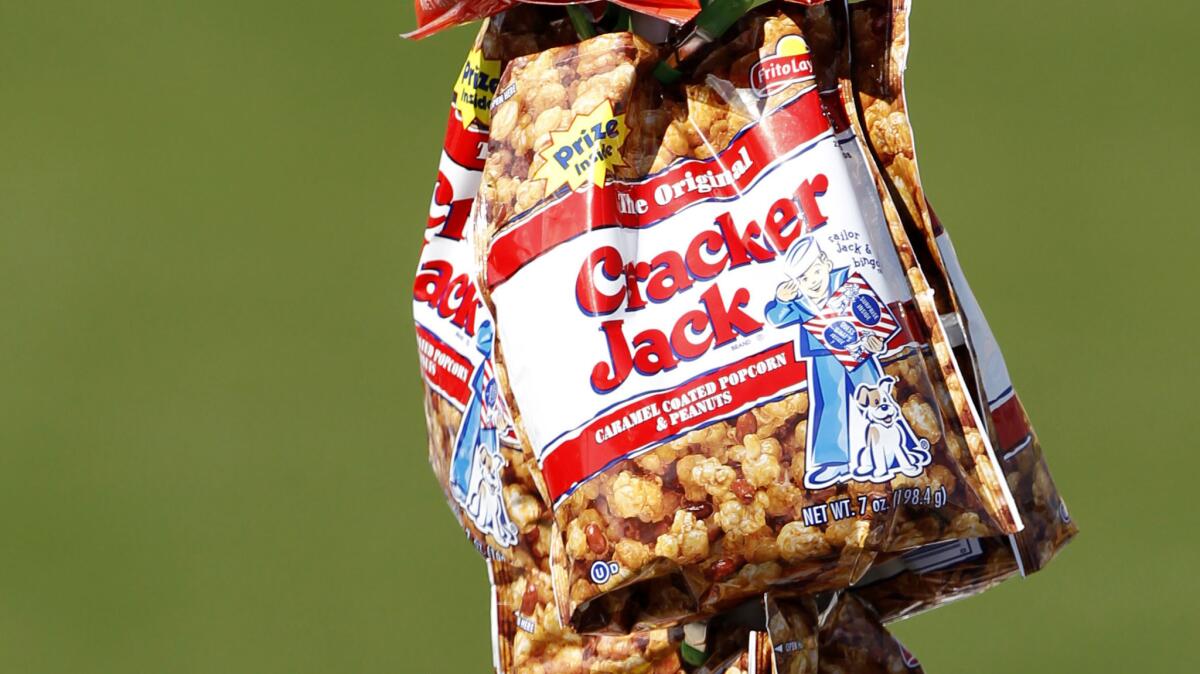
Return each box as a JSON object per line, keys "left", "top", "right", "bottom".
{"left": 533, "top": 101, "right": 629, "bottom": 193}
{"left": 452, "top": 48, "right": 501, "bottom": 129}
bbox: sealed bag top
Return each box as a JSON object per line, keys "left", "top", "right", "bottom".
{"left": 481, "top": 28, "right": 920, "bottom": 503}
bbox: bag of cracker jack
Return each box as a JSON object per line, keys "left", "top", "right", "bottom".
{"left": 815, "top": 591, "right": 924, "bottom": 674}
{"left": 488, "top": 557, "right": 924, "bottom": 674}
{"left": 852, "top": 0, "right": 1076, "bottom": 570}
{"left": 416, "top": 9, "right": 582, "bottom": 568}
{"left": 468, "top": 0, "right": 1022, "bottom": 631}
{"left": 844, "top": 0, "right": 1080, "bottom": 566}
{"left": 838, "top": 0, "right": 1075, "bottom": 620}
{"left": 779, "top": 0, "right": 1027, "bottom": 553}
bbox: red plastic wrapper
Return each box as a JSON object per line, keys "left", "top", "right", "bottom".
{"left": 468, "top": 5, "right": 1020, "bottom": 631}
{"left": 405, "top": 0, "right": 702, "bottom": 40}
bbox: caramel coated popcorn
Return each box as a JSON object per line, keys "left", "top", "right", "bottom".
{"left": 817, "top": 593, "right": 924, "bottom": 674}
{"left": 489, "top": 559, "right": 777, "bottom": 674}
{"left": 491, "top": 560, "right": 683, "bottom": 674}
{"left": 480, "top": 32, "right": 659, "bottom": 226}
{"left": 542, "top": 342, "right": 999, "bottom": 628}
{"left": 655, "top": 510, "right": 711, "bottom": 564}
{"left": 473, "top": 9, "right": 1019, "bottom": 633}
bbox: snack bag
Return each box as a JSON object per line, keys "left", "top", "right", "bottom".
{"left": 406, "top": 0, "right": 515, "bottom": 41}
{"left": 779, "top": 0, "right": 1018, "bottom": 552}
{"left": 780, "top": 0, "right": 1016, "bottom": 618}
{"left": 935, "top": 212, "right": 1076, "bottom": 572}
{"left": 815, "top": 592, "right": 923, "bottom": 674}
{"left": 471, "top": 4, "right": 1020, "bottom": 631}
{"left": 706, "top": 591, "right": 923, "bottom": 674}
{"left": 833, "top": 0, "right": 1074, "bottom": 621}
{"left": 764, "top": 595, "right": 820, "bottom": 674}
{"left": 489, "top": 558, "right": 777, "bottom": 673}
{"left": 847, "top": 0, "right": 1074, "bottom": 572}
{"left": 849, "top": 535, "right": 1017, "bottom": 623}
{"left": 417, "top": 8, "right": 580, "bottom": 568}
{"left": 489, "top": 560, "right": 925, "bottom": 673}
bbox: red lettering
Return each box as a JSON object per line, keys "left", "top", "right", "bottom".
{"left": 645, "top": 251, "right": 693, "bottom": 303}
{"left": 702, "top": 285, "right": 763, "bottom": 346}
{"left": 577, "top": 168, "right": 836, "bottom": 392}
{"left": 427, "top": 171, "right": 471, "bottom": 241}
{"left": 576, "top": 246, "right": 625, "bottom": 316}
{"left": 591, "top": 285, "right": 763, "bottom": 392}
{"left": 796, "top": 174, "right": 829, "bottom": 231}
{"left": 764, "top": 196, "right": 801, "bottom": 252}
{"left": 714, "top": 212, "right": 775, "bottom": 268}
{"left": 438, "top": 273, "right": 479, "bottom": 333}
{"left": 684, "top": 230, "right": 728, "bottom": 280}
{"left": 625, "top": 262, "right": 651, "bottom": 311}
{"left": 413, "top": 259, "right": 480, "bottom": 336}
{"left": 632, "top": 329, "right": 679, "bottom": 376}
{"left": 414, "top": 259, "right": 452, "bottom": 306}
{"left": 670, "top": 309, "right": 713, "bottom": 360}
{"left": 591, "top": 320, "right": 633, "bottom": 392}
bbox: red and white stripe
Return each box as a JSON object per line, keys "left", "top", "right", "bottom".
{"left": 802, "top": 273, "right": 899, "bottom": 368}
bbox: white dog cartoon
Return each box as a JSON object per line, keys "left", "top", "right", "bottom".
{"left": 851, "top": 376, "right": 931, "bottom": 481}
{"left": 465, "top": 445, "right": 518, "bottom": 546}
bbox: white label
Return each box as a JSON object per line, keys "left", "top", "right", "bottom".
{"left": 485, "top": 90, "right": 927, "bottom": 502}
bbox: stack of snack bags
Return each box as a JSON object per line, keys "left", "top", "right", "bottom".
{"left": 409, "top": 1, "right": 1075, "bottom": 670}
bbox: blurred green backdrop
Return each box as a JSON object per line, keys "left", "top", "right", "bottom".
{"left": 1, "top": 0, "right": 1197, "bottom": 672}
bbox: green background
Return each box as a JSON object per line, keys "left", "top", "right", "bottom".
{"left": 2, "top": 0, "right": 1196, "bottom": 671}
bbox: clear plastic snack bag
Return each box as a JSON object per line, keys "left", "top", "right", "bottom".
{"left": 469, "top": 2, "right": 1020, "bottom": 630}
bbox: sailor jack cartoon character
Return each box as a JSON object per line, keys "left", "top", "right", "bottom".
{"left": 765, "top": 237, "right": 930, "bottom": 488}
{"left": 448, "top": 320, "right": 519, "bottom": 547}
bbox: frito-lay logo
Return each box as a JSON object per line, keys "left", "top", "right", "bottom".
{"left": 750, "top": 35, "right": 814, "bottom": 98}
{"left": 533, "top": 102, "right": 628, "bottom": 194}
{"left": 453, "top": 48, "right": 501, "bottom": 128}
